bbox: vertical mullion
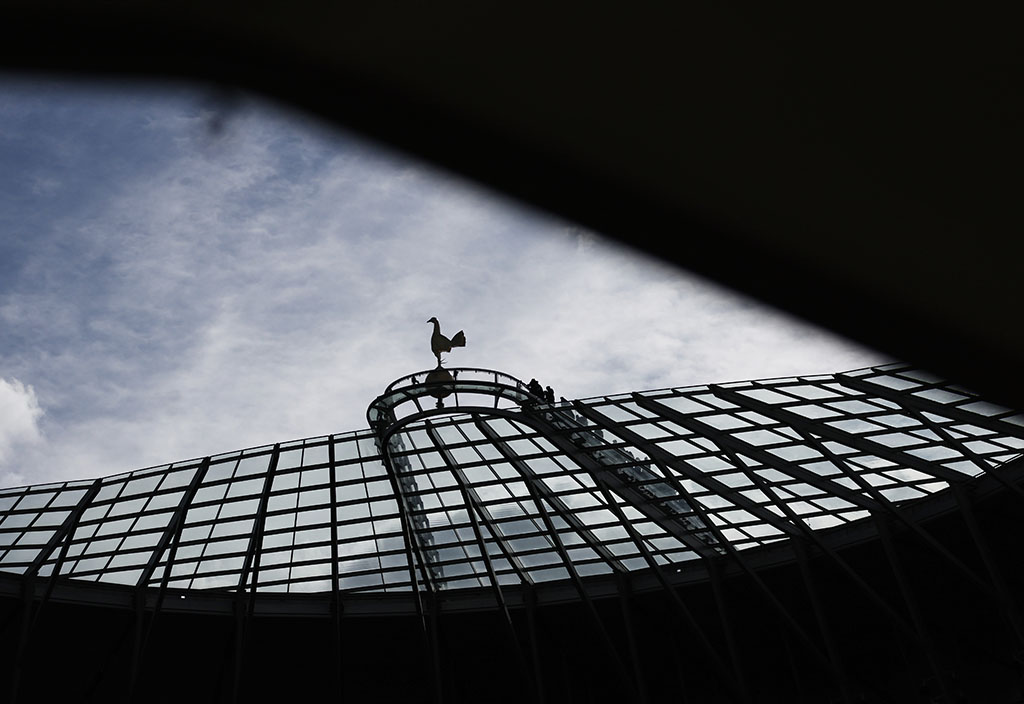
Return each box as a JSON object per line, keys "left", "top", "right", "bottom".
{"left": 482, "top": 418, "right": 627, "bottom": 572}
{"left": 138, "top": 458, "right": 211, "bottom": 588}
{"left": 129, "top": 458, "right": 212, "bottom": 703}
{"left": 445, "top": 417, "right": 534, "bottom": 583}
{"left": 12, "top": 478, "right": 103, "bottom": 704}
{"left": 582, "top": 447, "right": 744, "bottom": 702}
{"left": 520, "top": 408, "right": 720, "bottom": 559}
{"left": 238, "top": 444, "right": 281, "bottom": 596}
{"left": 487, "top": 427, "right": 644, "bottom": 704}
{"left": 27, "top": 478, "right": 103, "bottom": 577}
{"left": 328, "top": 437, "right": 343, "bottom": 702}
{"left": 377, "top": 429, "right": 441, "bottom": 703}
{"left": 524, "top": 586, "right": 546, "bottom": 704}
{"left": 615, "top": 573, "right": 650, "bottom": 704}
{"left": 463, "top": 418, "right": 546, "bottom": 584}
{"left": 874, "top": 513, "right": 955, "bottom": 701}
{"left": 424, "top": 423, "right": 513, "bottom": 610}
{"left": 231, "top": 444, "right": 280, "bottom": 704}
{"left": 790, "top": 538, "right": 856, "bottom": 703}
{"left": 456, "top": 492, "right": 534, "bottom": 586}
{"left": 379, "top": 433, "right": 437, "bottom": 596}
{"left": 378, "top": 435, "right": 434, "bottom": 615}
{"left": 707, "top": 561, "right": 750, "bottom": 704}
{"left": 950, "top": 484, "right": 1024, "bottom": 646}
{"left": 425, "top": 422, "right": 542, "bottom": 703}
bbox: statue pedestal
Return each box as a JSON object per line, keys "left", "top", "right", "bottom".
{"left": 425, "top": 366, "right": 454, "bottom": 407}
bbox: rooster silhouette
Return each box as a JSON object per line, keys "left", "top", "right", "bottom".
{"left": 427, "top": 317, "right": 466, "bottom": 366}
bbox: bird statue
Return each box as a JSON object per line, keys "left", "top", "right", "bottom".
{"left": 427, "top": 317, "right": 466, "bottom": 366}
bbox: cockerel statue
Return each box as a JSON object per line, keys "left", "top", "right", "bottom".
{"left": 427, "top": 317, "right": 466, "bottom": 366}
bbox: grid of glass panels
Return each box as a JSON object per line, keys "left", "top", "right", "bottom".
{"left": 0, "top": 480, "right": 94, "bottom": 575}
{"left": 0, "top": 363, "right": 1020, "bottom": 598}
{"left": 54, "top": 462, "right": 201, "bottom": 586}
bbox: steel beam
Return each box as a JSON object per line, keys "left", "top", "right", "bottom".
{"left": 573, "top": 401, "right": 806, "bottom": 541}
{"left": 580, "top": 444, "right": 742, "bottom": 701}
{"left": 138, "top": 457, "right": 211, "bottom": 588}
{"left": 328, "top": 436, "right": 343, "bottom": 702}
{"left": 710, "top": 385, "right": 970, "bottom": 486}
{"left": 232, "top": 444, "right": 281, "bottom": 704}
{"left": 697, "top": 430, "right": 920, "bottom": 643}
{"left": 615, "top": 573, "right": 649, "bottom": 704}
{"left": 564, "top": 401, "right": 842, "bottom": 680}
{"left": 791, "top": 539, "right": 855, "bottom": 703}
{"left": 425, "top": 421, "right": 543, "bottom": 703}
{"left": 707, "top": 560, "right": 750, "bottom": 704}
{"left": 11, "top": 477, "right": 102, "bottom": 704}
{"left": 893, "top": 401, "right": 1024, "bottom": 506}
{"left": 789, "top": 425, "right": 997, "bottom": 600}
{"left": 377, "top": 427, "right": 444, "bottom": 703}
{"left": 642, "top": 391, "right": 997, "bottom": 599}
{"left": 474, "top": 416, "right": 628, "bottom": 573}
{"left": 521, "top": 407, "right": 721, "bottom": 560}
{"left": 633, "top": 394, "right": 881, "bottom": 513}
{"left": 836, "top": 373, "right": 1024, "bottom": 440}
{"left": 487, "top": 423, "right": 644, "bottom": 704}
{"left": 26, "top": 477, "right": 102, "bottom": 577}
{"left": 129, "top": 456, "right": 214, "bottom": 702}
{"left": 378, "top": 430, "right": 439, "bottom": 597}
{"left": 524, "top": 585, "right": 546, "bottom": 704}
{"left": 950, "top": 483, "right": 1024, "bottom": 646}
{"left": 874, "top": 512, "right": 955, "bottom": 702}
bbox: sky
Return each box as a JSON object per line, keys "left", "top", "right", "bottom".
{"left": 0, "top": 78, "right": 889, "bottom": 488}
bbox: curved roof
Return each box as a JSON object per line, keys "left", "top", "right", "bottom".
{"left": 0, "top": 364, "right": 1021, "bottom": 611}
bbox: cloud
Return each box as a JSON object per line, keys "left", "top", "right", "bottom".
{"left": 443, "top": 227, "right": 885, "bottom": 400}
{"left": 0, "top": 83, "right": 890, "bottom": 486}
{"left": 0, "top": 378, "right": 44, "bottom": 475}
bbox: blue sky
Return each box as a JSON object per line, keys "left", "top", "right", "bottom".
{"left": 0, "top": 78, "right": 888, "bottom": 487}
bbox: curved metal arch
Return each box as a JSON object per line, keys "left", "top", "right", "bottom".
{"left": 371, "top": 395, "right": 734, "bottom": 703}
{"left": 373, "top": 403, "right": 544, "bottom": 602}
{"left": 373, "top": 391, "right": 1021, "bottom": 618}
{"left": 367, "top": 367, "right": 542, "bottom": 435}
{"left": 374, "top": 401, "right": 719, "bottom": 592}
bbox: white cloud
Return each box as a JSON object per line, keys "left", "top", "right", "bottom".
{"left": 0, "top": 87, "right": 890, "bottom": 487}
{"left": 0, "top": 378, "right": 44, "bottom": 476}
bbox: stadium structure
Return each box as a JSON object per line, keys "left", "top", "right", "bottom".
{"left": 1, "top": 363, "right": 1023, "bottom": 703}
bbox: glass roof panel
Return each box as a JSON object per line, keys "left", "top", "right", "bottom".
{"left": 0, "top": 365, "right": 1019, "bottom": 599}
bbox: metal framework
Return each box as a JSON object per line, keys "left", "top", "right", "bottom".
{"left": 1, "top": 363, "right": 1024, "bottom": 702}
{"left": 0, "top": 363, "right": 1021, "bottom": 604}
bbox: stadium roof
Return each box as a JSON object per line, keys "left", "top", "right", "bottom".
{"left": 2, "top": 363, "right": 1020, "bottom": 614}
